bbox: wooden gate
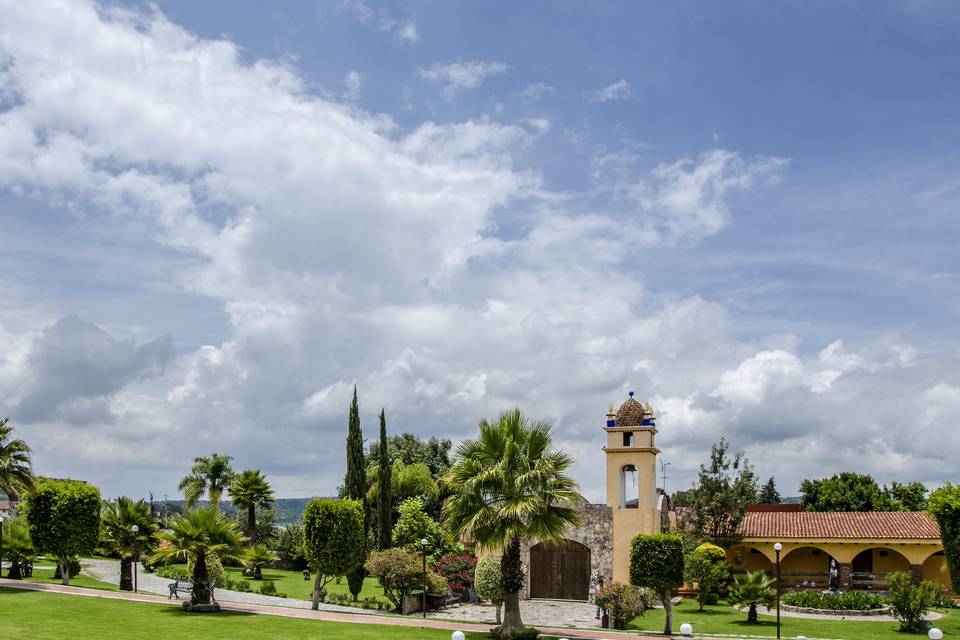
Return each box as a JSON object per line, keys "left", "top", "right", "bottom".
{"left": 529, "top": 540, "right": 591, "bottom": 600}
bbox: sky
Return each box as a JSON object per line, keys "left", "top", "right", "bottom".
{"left": 1, "top": 0, "right": 959, "bottom": 503}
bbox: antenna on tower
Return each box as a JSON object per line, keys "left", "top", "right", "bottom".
{"left": 659, "top": 459, "right": 672, "bottom": 495}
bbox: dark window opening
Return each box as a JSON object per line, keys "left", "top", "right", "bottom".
{"left": 623, "top": 431, "right": 633, "bottom": 447}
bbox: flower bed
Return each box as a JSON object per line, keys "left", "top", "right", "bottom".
{"left": 781, "top": 590, "right": 889, "bottom": 613}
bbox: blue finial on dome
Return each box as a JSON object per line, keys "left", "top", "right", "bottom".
{"left": 628, "top": 390, "right": 635, "bottom": 397}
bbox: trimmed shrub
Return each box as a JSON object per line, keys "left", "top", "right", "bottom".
{"left": 888, "top": 571, "right": 939, "bottom": 633}
{"left": 596, "top": 582, "right": 645, "bottom": 630}
{"left": 366, "top": 547, "right": 446, "bottom": 609}
{"left": 233, "top": 578, "right": 252, "bottom": 593}
{"left": 435, "top": 553, "right": 476, "bottom": 600}
{"left": 154, "top": 565, "right": 192, "bottom": 581}
{"left": 782, "top": 590, "right": 888, "bottom": 611}
{"left": 259, "top": 579, "right": 277, "bottom": 596}
{"left": 685, "top": 542, "right": 728, "bottom": 609}
{"left": 630, "top": 533, "right": 684, "bottom": 635}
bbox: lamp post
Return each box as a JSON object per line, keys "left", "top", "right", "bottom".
{"left": 131, "top": 524, "right": 140, "bottom": 593}
{"left": 420, "top": 538, "right": 429, "bottom": 619}
{"left": 773, "top": 542, "right": 782, "bottom": 639}
{"left": 0, "top": 515, "right": 5, "bottom": 579}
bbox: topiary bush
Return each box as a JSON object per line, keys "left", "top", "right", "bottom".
{"left": 233, "top": 578, "right": 252, "bottom": 593}
{"left": 475, "top": 555, "right": 505, "bottom": 622}
{"left": 685, "top": 542, "right": 728, "bottom": 610}
{"left": 259, "top": 579, "right": 277, "bottom": 596}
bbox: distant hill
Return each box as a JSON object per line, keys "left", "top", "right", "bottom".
{"left": 159, "top": 497, "right": 331, "bottom": 524}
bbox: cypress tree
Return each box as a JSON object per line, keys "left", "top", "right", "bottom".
{"left": 344, "top": 386, "right": 368, "bottom": 600}
{"left": 377, "top": 408, "right": 393, "bottom": 550}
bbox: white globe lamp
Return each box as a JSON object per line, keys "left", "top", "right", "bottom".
{"left": 929, "top": 628, "right": 943, "bottom": 640}
{"left": 451, "top": 632, "right": 466, "bottom": 640}
{"left": 679, "top": 622, "right": 693, "bottom": 636}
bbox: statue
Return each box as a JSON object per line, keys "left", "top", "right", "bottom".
{"left": 828, "top": 559, "right": 840, "bottom": 592}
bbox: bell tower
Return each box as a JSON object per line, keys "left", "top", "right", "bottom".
{"left": 604, "top": 391, "right": 661, "bottom": 583}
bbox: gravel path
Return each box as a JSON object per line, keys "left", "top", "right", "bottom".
{"left": 82, "top": 558, "right": 376, "bottom": 615}
{"left": 427, "top": 599, "right": 600, "bottom": 628}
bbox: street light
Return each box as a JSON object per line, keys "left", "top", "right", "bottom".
{"left": 773, "top": 542, "right": 783, "bottom": 640}
{"left": 131, "top": 524, "right": 140, "bottom": 593}
{"left": 420, "top": 538, "right": 429, "bottom": 619}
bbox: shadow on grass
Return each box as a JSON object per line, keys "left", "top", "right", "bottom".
{"left": 156, "top": 606, "right": 257, "bottom": 618}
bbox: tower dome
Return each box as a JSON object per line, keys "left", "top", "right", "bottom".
{"left": 614, "top": 391, "right": 655, "bottom": 427}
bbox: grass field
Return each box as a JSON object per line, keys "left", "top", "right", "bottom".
{"left": 0, "top": 588, "right": 489, "bottom": 640}
{"left": 23, "top": 566, "right": 118, "bottom": 592}
{"left": 222, "top": 566, "right": 391, "bottom": 604}
{"left": 628, "top": 600, "right": 958, "bottom": 639}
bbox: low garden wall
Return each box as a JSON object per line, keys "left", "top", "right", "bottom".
{"left": 781, "top": 603, "right": 891, "bottom": 617}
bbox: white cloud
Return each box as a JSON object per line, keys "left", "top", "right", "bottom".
{"left": 342, "top": 70, "right": 363, "bottom": 101}
{"left": 592, "top": 79, "right": 631, "bottom": 102}
{"left": 335, "top": 0, "right": 418, "bottom": 43}
{"left": 2, "top": 0, "right": 955, "bottom": 504}
{"left": 417, "top": 59, "right": 509, "bottom": 97}
{"left": 516, "top": 82, "right": 556, "bottom": 103}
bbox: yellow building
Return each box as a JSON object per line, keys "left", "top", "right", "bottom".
{"left": 603, "top": 392, "right": 665, "bottom": 584}
{"left": 728, "top": 509, "right": 952, "bottom": 590}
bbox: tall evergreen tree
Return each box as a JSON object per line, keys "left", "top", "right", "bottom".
{"left": 759, "top": 476, "right": 781, "bottom": 504}
{"left": 344, "top": 386, "right": 369, "bottom": 600}
{"left": 377, "top": 408, "right": 393, "bottom": 550}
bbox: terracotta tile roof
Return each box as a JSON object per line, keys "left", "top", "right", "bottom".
{"left": 739, "top": 511, "right": 941, "bottom": 540}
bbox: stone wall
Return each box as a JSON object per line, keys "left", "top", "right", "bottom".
{"left": 519, "top": 497, "right": 613, "bottom": 599}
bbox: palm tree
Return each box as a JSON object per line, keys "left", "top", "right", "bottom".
{"left": 101, "top": 497, "right": 158, "bottom": 591}
{"left": 150, "top": 508, "right": 249, "bottom": 605}
{"left": 178, "top": 453, "right": 234, "bottom": 511}
{"left": 228, "top": 469, "right": 274, "bottom": 540}
{"left": 0, "top": 417, "right": 34, "bottom": 501}
{"left": 443, "top": 409, "right": 581, "bottom": 635}
{"left": 246, "top": 544, "right": 277, "bottom": 580}
{"left": 2, "top": 517, "right": 34, "bottom": 579}
{"left": 730, "top": 571, "right": 776, "bottom": 623}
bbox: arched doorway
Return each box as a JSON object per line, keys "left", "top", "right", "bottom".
{"left": 923, "top": 551, "right": 951, "bottom": 588}
{"left": 850, "top": 548, "right": 910, "bottom": 590}
{"left": 529, "top": 540, "right": 591, "bottom": 600}
{"left": 781, "top": 546, "right": 834, "bottom": 590}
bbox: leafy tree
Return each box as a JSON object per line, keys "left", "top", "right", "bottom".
{"left": 365, "top": 546, "right": 446, "bottom": 610}
{"left": 270, "top": 521, "right": 307, "bottom": 570}
{"left": 688, "top": 438, "right": 757, "bottom": 547}
{"left": 302, "top": 497, "right": 365, "bottom": 610}
{"left": 246, "top": 544, "right": 277, "bottom": 580}
{"left": 928, "top": 483, "right": 960, "bottom": 593}
{"left": 377, "top": 409, "right": 392, "bottom": 550}
{"left": 629, "top": 533, "right": 684, "bottom": 635}
{"left": 23, "top": 478, "right": 101, "bottom": 585}
{"left": 2, "top": 517, "right": 34, "bottom": 579}
{"left": 885, "top": 481, "right": 928, "bottom": 511}
{"left": 444, "top": 409, "right": 581, "bottom": 636}
{"left": 730, "top": 570, "right": 775, "bottom": 623}
{"left": 344, "top": 387, "right": 369, "bottom": 601}
{"left": 800, "top": 472, "right": 885, "bottom": 512}
{"left": 0, "top": 417, "right": 34, "bottom": 500}
{"left": 393, "top": 496, "right": 444, "bottom": 548}
{"left": 151, "top": 508, "right": 249, "bottom": 605}
{"left": 474, "top": 554, "right": 505, "bottom": 623}
{"left": 685, "top": 542, "right": 728, "bottom": 610}
{"left": 887, "top": 571, "right": 939, "bottom": 633}
{"left": 670, "top": 488, "right": 696, "bottom": 507}
{"left": 228, "top": 469, "right": 275, "bottom": 540}
{"left": 596, "top": 582, "right": 646, "bottom": 630}
{"left": 178, "top": 453, "right": 235, "bottom": 511}
{"left": 758, "top": 477, "right": 781, "bottom": 504}
{"left": 100, "top": 497, "right": 158, "bottom": 591}
{"left": 234, "top": 505, "right": 280, "bottom": 546}
{"left": 368, "top": 432, "right": 453, "bottom": 478}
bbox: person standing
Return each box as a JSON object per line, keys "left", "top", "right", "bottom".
{"left": 594, "top": 576, "right": 605, "bottom": 619}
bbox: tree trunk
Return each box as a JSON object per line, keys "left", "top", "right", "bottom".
{"left": 495, "top": 601, "right": 502, "bottom": 624}
{"left": 661, "top": 588, "right": 673, "bottom": 635}
{"left": 61, "top": 558, "right": 71, "bottom": 586}
{"left": 311, "top": 571, "right": 324, "bottom": 610}
{"left": 247, "top": 505, "right": 257, "bottom": 540}
{"left": 8, "top": 561, "right": 22, "bottom": 580}
{"left": 119, "top": 557, "right": 134, "bottom": 591}
{"left": 254, "top": 565, "right": 262, "bottom": 580}
{"left": 192, "top": 552, "right": 211, "bottom": 605}
{"left": 747, "top": 604, "right": 758, "bottom": 623}
{"left": 500, "top": 535, "right": 525, "bottom": 634}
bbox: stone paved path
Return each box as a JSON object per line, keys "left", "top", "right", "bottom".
{"left": 429, "top": 599, "right": 600, "bottom": 628}
{"left": 0, "top": 579, "right": 662, "bottom": 640}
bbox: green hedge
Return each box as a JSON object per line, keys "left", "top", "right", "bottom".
{"left": 781, "top": 590, "right": 888, "bottom": 611}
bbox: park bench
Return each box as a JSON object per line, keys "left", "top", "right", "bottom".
{"left": 168, "top": 579, "right": 217, "bottom": 602}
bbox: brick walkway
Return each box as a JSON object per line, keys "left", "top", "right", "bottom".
{"left": 0, "top": 579, "right": 666, "bottom": 639}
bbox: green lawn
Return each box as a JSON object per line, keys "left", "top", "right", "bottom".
{"left": 222, "top": 566, "right": 390, "bottom": 604}
{"left": 0, "top": 588, "right": 490, "bottom": 640}
{"left": 628, "top": 600, "right": 959, "bottom": 639}
{"left": 23, "top": 566, "right": 118, "bottom": 592}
